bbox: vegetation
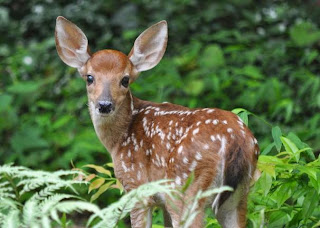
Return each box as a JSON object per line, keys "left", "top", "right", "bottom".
{"left": 0, "top": 0, "right": 320, "bottom": 227}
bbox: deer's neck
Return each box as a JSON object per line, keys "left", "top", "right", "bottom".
{"left": 90, "top": 91, "right": 134, "bottom": 153}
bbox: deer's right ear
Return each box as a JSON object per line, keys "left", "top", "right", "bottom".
{"left": 55, "top": 16, "right": 91, "bottom": 69}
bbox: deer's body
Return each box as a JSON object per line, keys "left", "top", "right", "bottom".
{"left": 55, "top": 17, "right": 259, "bottom": 228}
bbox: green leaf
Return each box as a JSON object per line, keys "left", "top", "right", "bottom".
{"left": 7, "top": 81, "right": 41, "bottom": 94}
{"left": 152, "top": 225, "right": 165, "bottom": 228}
{"left": 242, "top": 65, "right": 264, "bottom": 79}
{"left": 84, "top": 164, "right": 112, "bottom": 177}
{"left": 298, "top": 166, "right": 318, "bottom": 182}
{"left": 52, "top": 116, "right": 73, "bottom": 130}
{"left": 258, "top": 172, "right": 273, "bottom": 196}
{"left": 268, "top": 210, "right": 291, "bottom": 227}
{"left": 199, "top": 44, "right": 225, "bottom": 69}
{"left": 290, "top": 22, "right": 320, "bottom": 47}
{"left": 232, "top": 108, "right": 250, "bottom": 125}
{"left": 183, "top": 79, "right": 205, "bottom": 96}
{"left": 302, "top": 189, "right": 319, "bottom": 218}
{"left": 88, "top": 178, "right": 105, "bottom": 193}
{"left": 90, "top": 181, "right": 114, "bottom": 202}
{"left": 0, "top": 94, "right": 13, "bottom": 112}
{"left": 105, "top": 163, "right": 114, "bottom": 168}
{"left": 261, "top": 143, "right": 274, "bottom": 155}
{"left": 112, "top": 179, "right": 124, "bottom": 194}
{"left": 181, "top": 171, "right": 195, "bottom": 193}
{"left": 258, "top": 160, "right": 276, "bottom": 178}
{"left": 271, "top": 182, "right": 295, "bottom": 208}
{"left": 281, "top": 136, "right": 299, "bottom": 162}
{"left": 258, "top": 155, "right": 284, "bottom": 165}
{"left": 272, "top": 126, "right": 282, "bottom": 152}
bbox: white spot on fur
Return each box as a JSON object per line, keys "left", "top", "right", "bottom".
{"left": 137, "top": 170, "right": 141, "bottom": 180}
{"left": 196, "top": 121, "right": 201, "bottom": 126}
{"left": 193, "top": 128, "right": 199, "bottom": 135}
{"left": 178, "top": 145, "right": 183, "bottom": 154}
{"left": 203, "top": 144, "right": 209, "bottom": 150}
{"left": 222, "top": 120, "right": 228, "bottom": 125}
{"left": 161, "top": 156, "right": 166, "bottom": 167}
{"left": 175, "top": 176, "right": 182, "bottom": 185}
{"left": 166, "top": 142, "right": 171, "bottom": 150}
{"left": 205, "top": 119, "right": 211, "bottom": 124}
{"left": 195, "top": 152, "right": 202, "bottom": 160}
{"left": 207, "top": 109, "right": 215, "bottom": 113}
{"left": 183, "top": 157, "right": 189, "bottom": 164}
{"left": 127, "top": 149, "right": 131, "bottom": 158}
{"left": 219, "top": 136, "right": 227, "bottom": 155}
{"left": 121, "top": 161, "right": 128, "bottom": 173}
{"left": 183, "top": 173, "right": 188, "bottom": 179}
{"left": 227, "top": 128, "right": 233, "bottom": 133}
{"left": 189, "top": 160, "right": 197, "bottom": 171}
{"left": 213, "top": 119, "right": 219, "bottom": 125}
{"left": 211, "top": 135, "right": 216, "bottom": 142}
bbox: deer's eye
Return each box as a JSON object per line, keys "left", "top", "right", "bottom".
{"left": 121, "top": 76, "right": 129, "bottom": 88}
{"left": 87, "top": 75, "right": 94, "bottom": 85}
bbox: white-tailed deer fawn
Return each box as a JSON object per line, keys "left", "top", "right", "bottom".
{"left": 55, "top": 16, "right": 259, "bottom": 228}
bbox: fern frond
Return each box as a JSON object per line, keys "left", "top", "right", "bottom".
{"left": 39, "top": 194, "right": 80, "bottom": 214}
{"left": 89, "top": 180, "right": 175, "bottom": 228}
{"left": 2, "top": 209, "right": 20, "bottom": 228}
{"left": 0, "top": 197, "right": 20, "bottom": 210}
{"left": 23, "top": 197, "right": 39, "bottom": 227}
{"left": 0, "top": 164, "right": 29, "bottom": 175}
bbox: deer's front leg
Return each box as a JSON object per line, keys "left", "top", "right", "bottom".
{"left": 130, "top": 206, "right": 152, "bottom": 228}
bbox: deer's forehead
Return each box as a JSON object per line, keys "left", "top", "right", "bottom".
{"left": 87, "top": 50, "right": 131, "bottom": 77}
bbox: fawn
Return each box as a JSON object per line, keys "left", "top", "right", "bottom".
{"left": 55, "top": 16, "right": 259, "bottom": 228}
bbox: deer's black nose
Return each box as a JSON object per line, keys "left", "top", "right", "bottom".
{"left": 98, "top": 101, "right": 113, "bottom": 114}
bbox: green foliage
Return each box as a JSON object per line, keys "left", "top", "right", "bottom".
{"left": 2, "top": 165, "right": 230, "bottom": 228}
{"left": 248, "top": 126, "right": 320, "bottom": 228}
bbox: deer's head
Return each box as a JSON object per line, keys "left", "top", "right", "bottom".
{"left": 55, "top": 16, "right": 167, "bottom": 116}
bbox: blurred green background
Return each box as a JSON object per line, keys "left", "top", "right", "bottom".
{"left": 1, "top": 0, "right": 320, "bottom": 172}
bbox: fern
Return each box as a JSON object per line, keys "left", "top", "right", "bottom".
{"left": 88, "top": 180, "right": 176, "bottom": 228}
{"left": 0, "top": 164, "right": 231, "bottom": 227}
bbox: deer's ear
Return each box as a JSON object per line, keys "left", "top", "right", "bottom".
{"left": 128, "top": 21, "right": 168, "bottom": 72}
{"left": 55, "top": 16, "right": 91, "bottom": 69}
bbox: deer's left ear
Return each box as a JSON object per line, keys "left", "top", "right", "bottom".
{"left": 128, "top": 21, "right": 168, "bottom": 73}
